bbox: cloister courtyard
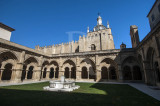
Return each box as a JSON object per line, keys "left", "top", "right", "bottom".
{"left": 0, "top": 82, "right": 160, "bottom": 106}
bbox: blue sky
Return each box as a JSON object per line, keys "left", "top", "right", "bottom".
{"left": 0, "top": 0, "right": 155, "bottom": 49}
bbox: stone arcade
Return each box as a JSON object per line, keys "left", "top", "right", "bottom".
{"left": 0, "top": 0, "right": 160, "bottom": 87}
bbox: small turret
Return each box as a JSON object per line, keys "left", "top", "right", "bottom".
{"left": 120, "top": 42, "right": 126, "bottom": 49}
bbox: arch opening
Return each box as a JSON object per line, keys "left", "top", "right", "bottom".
{"left": 49, "top": 68, "right": 54, "bottom": 78}
{"left": 101, "top": 66, "right": 108, "bottom": 79}
{"left": 64, "top": 67, "right": 69, "bottom": 78}
{"left": 123, "top": 66, "right": 132, "bottom": 80}
{"left": 2, "top": 63, "right": 13, "bottom": 80}
{"left": 27, "top": 66, "right": 34, "bottom": 79}
{"left": 82, "top": 67, "right": 88, "bottom": 79}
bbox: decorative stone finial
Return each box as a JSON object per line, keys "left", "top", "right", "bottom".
{"left": 87, "top": 26, "right": 89, "bottom": 33}
{"left": 107, "top": 21, "right": 110, "bottom": 28}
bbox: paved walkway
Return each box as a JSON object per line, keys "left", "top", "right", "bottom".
{"left": 0, "top": 81, "right": 160, "bottom": 101}
{"left": 0, "top": 80, "right": 48, "bottom": 87}
{"left": 128, "top": 83, "right": 160, "bottom": 101}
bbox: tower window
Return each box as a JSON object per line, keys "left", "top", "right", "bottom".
{"left": 151, "top": 14, "right": 155, "bottom": 22}
{"left": 91, "top": 44, "right": 96, "bottom": 50}
{"left": 158, "top": 4, "right": 160, "bottom": 13}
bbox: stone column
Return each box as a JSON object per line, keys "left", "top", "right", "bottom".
{"left": 54, "top": 68, "right": 56, "bottom": 79}
{"left": 11, "top": 63, "right": 23, "bottom": 83}
{"left": 96, "top": 65, "right": 101, "bottom": 82}
{"left": 58, "top": 66, "right": 63, "bottom": 80}
{"left": 76, "top": 56, "right": 81, "bottom": 81}
{"left": 11, "top": 69, "right": 16, "bottom": 82}
{"left": 34, "top": 66, "right": 42, "bottom": 81}
{"left": 69, "top": 70, "right": 71, "bottom": 79}
{"left": 88, "top": 70, "right": 89, "bottom": 80}
{"left": 0, "top": 69, "right": 4, "bottom": 82}
{"left": 46, "top": 68, "right": 50, "bottom": 80}
{"left": 143, "top": 61, "right": 150, "bottom": 84}
{"left": 140, "top": 48, "right": 148, "bottom": 84}
{"left": 117, "top": 65, "right": 123, "bottom": 82}
{"left": 76, "top": 67, "right": 81, "bottom": 80}
{"left": 25, "top": 70, "right": 28, "bottom": 80}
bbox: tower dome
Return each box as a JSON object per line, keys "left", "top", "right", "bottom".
{"left": 93, "top": 15, "right": 107, "bottom": 31}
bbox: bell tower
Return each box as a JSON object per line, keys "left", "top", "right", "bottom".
{"left": 130, "top": 25, "right": 140, "bottom": 48}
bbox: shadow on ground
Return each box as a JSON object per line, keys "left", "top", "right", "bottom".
{"left": 0, "top": 82, "right": 160, "bottom": 106}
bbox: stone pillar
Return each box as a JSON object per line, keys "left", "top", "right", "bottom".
{"left": 88, "top": 70, "right": 89, "bottom": 79}
{"left": 76, "top": 56, "right": 81, "bottom": 81}
{"left": 143, "top": 61, "right": 150, "bottom": 84}
{"left": 0, "top": 69, "right": 4, "bottom": 82}
{"left": 117, "top": 65, "right": 123, "bottom": 82}
{"left": 69, "top": 70, "right": 71, "bottom": 79}
{"left": 58, "top": 66, "right": 63, "bottom": 80}
{"left": 96, "top": 65, "right": 101, "bottom": 82}
{"left": 140, "top": 48, "right": 148, "bottom": 84}
{"left": 11, "top": 63, "right": 23, "bottom": 83}
{"left": 34, "top": 66, "right": 42, "bottom": 81}
{"left": 54, "top": 68, "right": 56, "bottom": 79}
{"left": 25, "top": 70, "right": 28, "bottom": 80}
{"left": 10, "top": 51, "right": 26, "bottom": 82}
{"left": 76, "top": 67, "right": 81, "bottom": 80}
{"left": 46, "top": 68, "right": 50, "bottom": 80}
{"left": 108, "top": 70, "right": 110, "bottom": 80}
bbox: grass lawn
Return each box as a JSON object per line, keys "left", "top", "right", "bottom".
{"left": 0, "top": 82, "right": 160, "bottom": 106}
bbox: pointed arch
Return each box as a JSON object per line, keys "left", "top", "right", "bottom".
{"left": 80, "top": 58, "right": 96, "bottom": 79}
{"left": 0, "top": 51, "right": 18, "bottom": 61}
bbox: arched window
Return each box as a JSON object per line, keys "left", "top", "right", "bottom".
{"left": 27, "top": 66, "right": 34, "bottom": 79}
{"left": 91, "top": 44, "right": 96, "bottom": 50}
{"left": 101, "top": 67, "right": 108, "bottom": 79}
{"left": 2, "top": 63, "right": 13, "bottom": 80}
{"left": 49, "top": 68, "right": 54, "bottom": 78}
{"left": 82, "top": 67, "right": 88, "bottom": 79}
{"left": 64, "top": 67, "right": 69, "bottom": 78}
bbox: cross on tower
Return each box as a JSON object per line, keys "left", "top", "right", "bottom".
{"left": 98, "top": 12, "right": 100, "bottom": 16}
